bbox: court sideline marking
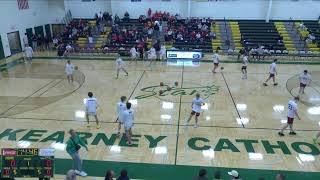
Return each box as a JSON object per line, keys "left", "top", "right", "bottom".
{"left": 174, "top": 61, "right": 184, "bottom": 165}
{"left": 221, "top": 71, "right": 244, "bottom": 128}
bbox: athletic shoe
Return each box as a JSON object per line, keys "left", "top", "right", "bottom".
{"left": 193, "top": 124, "right": 199, "bottom": 128}
{"left": 289, "top": 131, "right": 297, "bottom": 135}
{"left": 274, "top": 83, "right": 278, "bottom": 86}
{"left": 117, "top": 132, "right": 121, "bottom": 137}
{"left": 278, "top": 132, "right": 284, "bottom": 136}
{"left": 96, "top": 125, "right": 101, "bottom": 129}
{"left": 75, "top": 170, "right": 80, "bottom": 175}
{"left": 127, "top": 141, "right": 133, "bottom": 146}
{"left": 263, "top": 83, "right": 268, "bottom": 86}
{"left": 125, "top": 73, "right": 128, "bottom": 76}
{"left": 79, "top": 171, "right": 87, "bottom": 177}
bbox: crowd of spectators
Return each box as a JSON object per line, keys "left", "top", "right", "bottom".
{"left": 164, "top": 18, "right": 216, "bottom": 44}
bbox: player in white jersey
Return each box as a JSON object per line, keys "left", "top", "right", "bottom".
{"left": 85, "top": 92, "right": 101, "bottom": 129}
{"left": 187, "top": 93, "right": 205, "bottom": 128}
{"left": 278, "top": 97, "right": 301, "bottom": 136}
{"left": 116, "top": 96, "right": 127, "bottom": 136}
{"left": 130, "top": 46, "right": 138, "bottom": 62}
{"left": 212, "top": 50, "right": 219, "bottom": 73}
{"left": 263, "top": 59, "right": 278, "bottom": 86}
{"left": 24, "top": 45, "right": 34, "bottom": 63}
{"left": 116, "top": 54, "right": 128, "bottom": 79}
{"left": 241, "top": 54, "right": 249, "bottom": 79}
{"left": 123, "top": 102, "right": 134, "bottom": 145}
{"left": 299, "top": 70, "right": 312, "bottom": 94}
{"left": 160, "top": 45, "right": 166, "bottom": 60}
{"left": 65, "top": 60, "right": 75, "bottom": 83}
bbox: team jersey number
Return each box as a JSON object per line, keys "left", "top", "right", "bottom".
{"left": 288, "top": 104, "right": 293, "bottom": 110}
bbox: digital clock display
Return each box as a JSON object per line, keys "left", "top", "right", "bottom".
{"left": 1, "top": 148, "right": 54, "bottom": 178}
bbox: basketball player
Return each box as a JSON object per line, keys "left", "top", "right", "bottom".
{"left": 116, "top": 96, "right": 127, "bottom": 137}
{"left": 148, "top": 47, "right": 157, "bottom": 61}
{"left": 278, "top": 97, "right": 301, "bottom": 136}
{"left": 160, "top": 44, "right": 167, "bottom": 60}
{"left": 299, "top": 70, "right": 312, "bottom": 94}
{"left": 187, "top": 93, "right": 205, "bottom": 128}
{"left": 212, "top": 50, "right": 219, "bottom": 73}
{"left": 123, "top": 102, "right": 134, "bottom": 145}
{"left": 85, "top": 92, "right": 101, "bottom": 129}
{"left": 313, "top": 132, "right": 320, "bottom": 145}
{"left": 116, "top": 54, "right": 128, "bottom": 79}
{"left": 65, "top": 60, "right": 74, "bottom": 83}
{"left": 241, "top": 54, "right": 249, "bottom": 79}
{"left": 263, "top": 59, "right": 278, "bottom": 86}
{"left": 130, "top": 46, "right": 138, "bottom": 62}
{"left": 24, "top": 45, "right": 34, "bottom": 63}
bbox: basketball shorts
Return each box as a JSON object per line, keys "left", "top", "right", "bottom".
{"left": 300, "top": 83, "right": 307, "bottom": 88}
{"left": 191, "top": 111, "right": 200, "bottom": 117}
{"left": 287, "top": 117, "right": 294, "bottom": 124}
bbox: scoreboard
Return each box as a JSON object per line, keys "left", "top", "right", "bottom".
{"left": 0, "top": 148, "right": 55, "bottom": 178}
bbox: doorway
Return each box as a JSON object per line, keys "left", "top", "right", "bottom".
{"left": 7, "top": 31, "right": 22, "bottom": 55}
{"left": 0, "top": 35, "right": 5, "bottom": 59}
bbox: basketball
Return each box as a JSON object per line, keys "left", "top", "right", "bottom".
{"left": 74, "top": 66, "right": 79, "bottom": 70}
{"left": 174, "top": 81, "right": 179, "bottom": 86}
{"left": 160, "top": 82, "right": 164, "bottom": 86}
{"left": 221, "top": 67, "right": 224, "bottom": 70}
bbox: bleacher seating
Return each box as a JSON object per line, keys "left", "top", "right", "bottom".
{"left": 303, "top": 21, "right": 320, "bottom": 49}
{"left": 238, "top": 20, "right": 286, "bottom": 50}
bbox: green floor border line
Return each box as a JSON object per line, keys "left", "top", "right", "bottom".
{"left": 54, "top": 158, "right": 320, "bottom": 180}
{"left": 33, "top": 56, "right": 320, "bottom": 65}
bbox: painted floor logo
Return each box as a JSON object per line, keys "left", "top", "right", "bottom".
{"left": 135, "top": 82, "right": 220, "bottom": 103}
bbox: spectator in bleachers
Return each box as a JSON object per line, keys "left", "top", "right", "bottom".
{"left": 209, "top": 31, "right": 216, "bottom": 39}
{"left": 176, "top": 32, "right": 183, "bottom": 41}
{"left": 98, "top": 11, "right": 103, "bottom": 21}
{"left": 104, "top": 170, "right": 115, "bottom": 180}
{"left": 117, "top": 169, "right": 130, "bottom": 180}
{"left": 114, "top": 14, "right": 120, "bottom": 24}
{"left": 196, "top": 32, "right": 201, "bottom": 41}
{"left": 193, "top": 169, "right": 208, "bottom": 180}
{"left": 147, "top": 8, "right": 152, "bottom": 18}
{"left": 53, "top": 37, "right": 59, "bottom": 49}
{"left": 65, "top": 170, "right": 77, "bottom": 180}
{"left": 147, "top": 28, "right": 154, "bottom": 38}
{"left": 298, "top": 22, "right": 306, "bottom": 30}
{"left": 32, "top": 34, "right": 37, "bottom": 51}
{"left": 88, "top": 35, "right": 93, "bottom": 44}
{"left": 123, "top": 11, "right": 130, "bottom": 22}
